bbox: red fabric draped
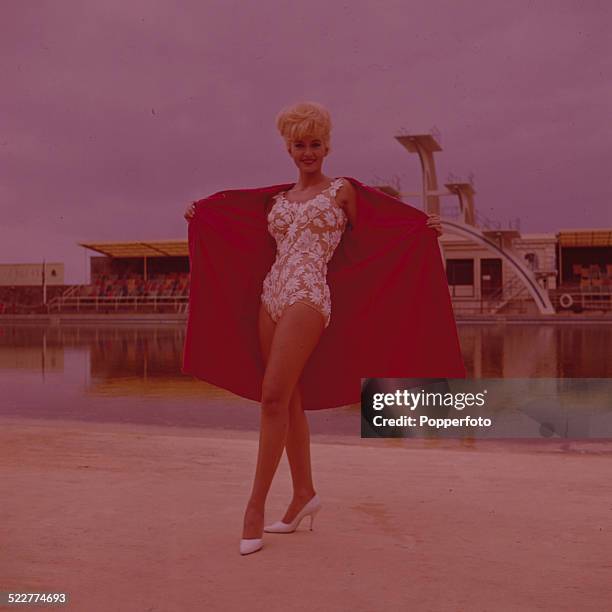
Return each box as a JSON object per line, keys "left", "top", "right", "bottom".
{"left": 181, "top": 176, "right": 466, "bottom": 410}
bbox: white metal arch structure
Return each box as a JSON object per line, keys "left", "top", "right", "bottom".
{"left": 394, "top": 132, "right": 555, "bottom": 314}
{"left": 440, "top": 218, "right": 555, "bottom": 315}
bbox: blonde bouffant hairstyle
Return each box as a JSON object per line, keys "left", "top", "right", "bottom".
{"left": 275, "top": 101, "right": 332, "bottom": 153}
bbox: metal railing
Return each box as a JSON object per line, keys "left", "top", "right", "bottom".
{"left": 450, "top": 299, "right": 532, "bottom": 316}
{"left": 550, "top": 288, "right": 612, "bottom": 312}
{"left": 447, "top": 274, "right": 534, "bottom": 315}
{"left": 479, "top": 275, "right": 531, "bottom": 314}
{"left": 439, "top": 204, "right": 520, "bottom": 231}
{"left": 48, "top": 295, "right": 189, "bottom": 313}
{"left": 449, "top": 285, "right": 612, "bottom": 315}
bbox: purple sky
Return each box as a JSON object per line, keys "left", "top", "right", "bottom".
{"left": 1, "top": 0, "right": 611, "bottom": 283}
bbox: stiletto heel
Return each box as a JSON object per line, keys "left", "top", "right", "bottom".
{"left": 264, "top": 494, "right": 322, "bottom": 534}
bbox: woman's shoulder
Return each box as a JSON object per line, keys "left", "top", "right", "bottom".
{"left": 335, "top": 176, "right": 357, "bottom": 201}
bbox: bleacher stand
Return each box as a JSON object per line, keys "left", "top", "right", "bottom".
{"left": 72, "top": 272, "right": 189, "bottom": 300}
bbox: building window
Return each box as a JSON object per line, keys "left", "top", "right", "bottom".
{"left": 446, "top": 259, "right": 474, "bottom": 285}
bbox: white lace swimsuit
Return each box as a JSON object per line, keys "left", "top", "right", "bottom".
{"left": 261, "top": 177, "right": 347, "bottom": 329}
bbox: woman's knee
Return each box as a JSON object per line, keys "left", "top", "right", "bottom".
{"left": 261, "top": 382, "right": 291, "bottom": 417}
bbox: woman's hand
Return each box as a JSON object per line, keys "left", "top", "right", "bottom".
{"left": 184, "top": 201, "right": 196, "bottom": 222}
{"left": 426, "top": 213, "right": 443, "bottom": 236}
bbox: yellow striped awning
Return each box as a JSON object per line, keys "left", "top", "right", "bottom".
{"left": 558, "top": 230, "right": 612, "bottom": 247}
{"left": 79, "top": 240, "right": 189, "bottom": 258}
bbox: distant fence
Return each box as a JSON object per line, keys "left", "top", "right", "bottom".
{"left": 550, "top": 289, "right": 612, "bottom": 313}
{"left": 47, "top": 295, "right": 189, "bottom": 314}
{"left": 450, "top": 288, "right": 612, "bottom": 316}
{"left": 3, "top": 287, "right": 610, "bottom": 317}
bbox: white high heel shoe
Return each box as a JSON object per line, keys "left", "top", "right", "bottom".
{"left": 239, "top": 537, "right": 263, "bottom": 555}
{"left": 264, "top": 494, "right": 322, "bottom": 533}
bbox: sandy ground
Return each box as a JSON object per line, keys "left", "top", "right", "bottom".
{"left": 1, "top": 417, "right": 611, "bottom": 612}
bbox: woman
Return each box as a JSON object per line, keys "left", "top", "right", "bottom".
{"left": 183, "top": 102, "right": 464, "bottom": 556}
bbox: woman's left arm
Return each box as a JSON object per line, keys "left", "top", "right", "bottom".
{"left": 337, "top": 179, "right": 357, "bottom": 230}
{"left": 338, "top": 179, "right": 443, "bottom": 236}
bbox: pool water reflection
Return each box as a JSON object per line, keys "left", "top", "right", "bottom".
{"left": 0, "top": 323, "right": 610, "bottom": 436}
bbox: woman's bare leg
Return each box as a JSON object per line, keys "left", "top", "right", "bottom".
{"left": 242, "top": 302, "right": 324, "bottom": 539}
{"left": 281, "top": 386, "right": 317, "bottom": 523}
{"left": 255, "top": 306, "right": 317, "bottom": 525}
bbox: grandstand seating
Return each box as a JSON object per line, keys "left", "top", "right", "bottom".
{"left": 0, "top": 272, "right": 190, "bottom": 314}
{"left": 80, "top": 272, "right": 189, "bottom": 299}
{"left": 571, "top": 264, "right": 612, "bottom": 291}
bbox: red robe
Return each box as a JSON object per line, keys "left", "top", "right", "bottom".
{"left": 181, "top": 176, "right": 466, "bottom": 410}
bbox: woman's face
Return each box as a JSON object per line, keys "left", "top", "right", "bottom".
{"left": 287, "top": 135, "right": 328, "bottom": 174}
